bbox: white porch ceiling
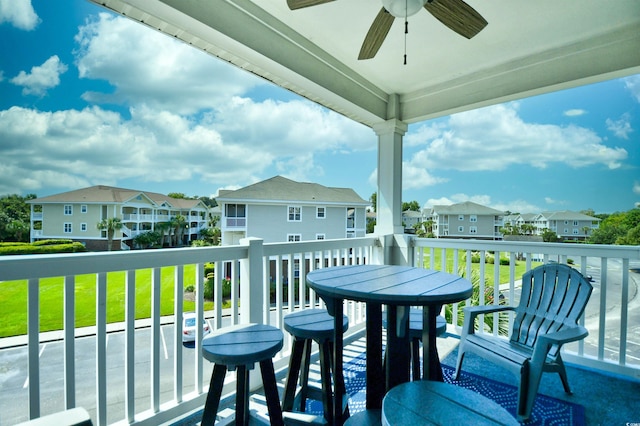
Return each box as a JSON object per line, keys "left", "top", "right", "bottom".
{"left": 91, "top": 0, "right": 640, "bottom": 128}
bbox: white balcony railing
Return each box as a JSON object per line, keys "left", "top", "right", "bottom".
{"left": 0, "top": 236, "right": 638, "bottom": 426}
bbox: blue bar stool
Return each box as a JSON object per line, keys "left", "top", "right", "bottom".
{"left": 384, "top": 308, "right": 447, "bottom": 380}
{"left": 201, "top": 323, "right": 284, "bottom": 426}
{"left": 282, "top": 309, "right": 350, "bottom": 423}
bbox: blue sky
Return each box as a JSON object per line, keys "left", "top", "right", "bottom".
{"left": 1, "top": 0, "right": 639, "bottom": 214}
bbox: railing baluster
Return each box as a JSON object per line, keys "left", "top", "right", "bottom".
{"left": 214, "top": 261, "right": 222, "bottom": 330}
{"left": 195, "top": 263, "right": 204, "bottom": 393}
{"left": 174, "top": 265, "right": 184, "bottom": 403}
{"left": 125, "top": 269, "right": 135, "bottom": 423}
{"left": 620, "top": 258, "right": 629, "bottom": 366}
{"left": 64, "top": 276, "right": 75, "bottom": 410}
{"left": 598, "top": 258, "right": 607, "bottom": 361}
{"left": 231, "top": 261, "right": 238, "bottom": 325}
{"left": 151, "top": 267, "right": 161, "bottom": 413}
{"left": 27, "top": 278, "right": 40, "bottom": 420}
{"left": 96, "top": 272, "right": 107, "bottom": 426}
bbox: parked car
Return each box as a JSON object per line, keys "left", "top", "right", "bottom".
{"left": 182, "top": 312, "right": 210, "bottom": 342}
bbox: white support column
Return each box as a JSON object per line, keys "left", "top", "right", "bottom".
{"left": 373, "top": 119, "right": 407, "bottom": 236}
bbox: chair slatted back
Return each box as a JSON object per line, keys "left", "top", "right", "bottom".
{"left": 511, "top": 264, "right": 593, "bottom": 354}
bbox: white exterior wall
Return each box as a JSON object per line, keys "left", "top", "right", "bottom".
{"left": 221, "top": 202, "right": 367, "bottom": 244}
{"left": 39, "top": 203, "right": 108, "bottom": 240}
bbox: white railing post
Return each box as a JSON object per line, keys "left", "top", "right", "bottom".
{"left": 240, "top": 237, "right": 265, "bottom": 324}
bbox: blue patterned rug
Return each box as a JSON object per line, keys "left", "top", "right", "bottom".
{"left": 306, "top": 352, "right": 586, "bottom": 425}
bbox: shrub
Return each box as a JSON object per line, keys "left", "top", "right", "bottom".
{"left": 0, "top": 242, "right": 87, "bottom": 255}
{"left": 32, "top": 239, "right": 74, "bottom": 246}
{"left": 204, "top": 262, "right": 215, "bottom": 278}
{"left": 499, "top": 257, "right": 510, "bottom": 265}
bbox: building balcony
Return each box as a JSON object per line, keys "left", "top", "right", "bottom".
{"left": 0, "top": 236, "right": 638, "bottom": 425}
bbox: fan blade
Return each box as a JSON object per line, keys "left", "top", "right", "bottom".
{"left": 424, "top": 0, "right": 487, "bottom": 39}
{"left": 287, "top": 0, "right": 335, "bottom": 10}
{"left": 358, "top": 8, "right": 395, "bottom": 60}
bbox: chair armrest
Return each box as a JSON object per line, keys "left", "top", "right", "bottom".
{"left": 531, "top": 325, "right": 589, "bottom": 365}
{"left": 461, "top": 305, "right": 515, "bottom": 336}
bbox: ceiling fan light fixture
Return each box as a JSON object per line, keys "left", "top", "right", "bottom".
{"left": 381, "top": 0, "right": 428, "bottom": 18}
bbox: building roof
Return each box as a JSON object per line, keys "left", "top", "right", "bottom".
{"left": 539, "top": 210, "right": 600, "bottom": 221}
{"left": 215, "top": 176, "right": 369, "bottom": 206}
{"left": 29, "top": 185, "right": 206, "bottom": 210}
{"left": 431, "top": 201, "right": 504, "bottom": 215}
{"left": 402, "top": 210, "right": 423, "bottom": 218}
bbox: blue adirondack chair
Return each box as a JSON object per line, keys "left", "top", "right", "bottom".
{"left": 454, "top": 263, "right": 593, "bottom": 420}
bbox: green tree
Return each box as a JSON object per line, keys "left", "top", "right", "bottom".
{"left": 7, "top": 220, "right": 30, "bottom": 242}
{"left": 402, "top": 200, "right": 420, "bottom": 211}
{"left": 133, "top": 230, "right": 162, "bottom": 249}
{"left": 370, "top": 192, "right": 377, "bottom": 212}
{"left": 541, "top": 228, "right": 560, "bottom": 242}
{"left": 97, "top": 217, "right": 123, "bottom": 251}
{"left": 616, "top": 224, "right": 640, "bottom": 245}
{"left": 0, "top": 193, "right": 35, "bottom": 242}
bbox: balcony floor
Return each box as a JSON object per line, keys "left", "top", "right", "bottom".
{"left": 170, "top": 330, "right": 640, "bottom": 425}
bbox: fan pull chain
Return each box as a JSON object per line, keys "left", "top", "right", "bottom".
{"left": 404, "top": 0, "right": 408, "bottom": 65}
{"left": 404, "top": 19, "right": 408, "bottom": 65}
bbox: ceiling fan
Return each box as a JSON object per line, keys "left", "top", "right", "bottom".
{"left": 286, "top": 0, "right": 488, "bottom": 60}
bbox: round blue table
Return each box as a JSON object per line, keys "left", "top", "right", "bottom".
{"left": 306, "top": 264, "right": 473, "bottom": 425}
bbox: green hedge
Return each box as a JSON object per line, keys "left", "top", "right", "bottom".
{"left": 32, "top": 239, "right": 74, "bottom": 246}
{"left": 0, "top": 241, "right": 87, "bottom": 255}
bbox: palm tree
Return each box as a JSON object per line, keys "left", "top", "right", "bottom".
{"left": 155, "top": 221, "right": 171, "bottom": 247}
{"left": 97, "top": 217, "right": 123, "bottom": 251}
{"left": 173, "top": 214, "right": 187, "bottom": 246}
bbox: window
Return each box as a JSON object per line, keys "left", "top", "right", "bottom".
{"left": 458, "top": 215, "right": 464, "bottom": 221}
{"left": 288, "top": 206, "right": 301, "bottom": 222}
{"left": 81, "top": 205, "right": 87, "bottom": 213}
{"left": 225, "top": 204, "right": 246, "bottom": 227}
{"left": 64, "top": 205, "right": 73, "bottom": 215}
{"left": 563, "top": 228, "right": 569, "bottom": 234}
{"left": 316, "top": 207, "right": 326, "bottom": 219}
{"left": 573, "top": 229, "right": 579, "bottom": 235}
{"left": 470, "top": 215, "right": 477, "bottom": 222}
{"left": 81, "top": 223, "right": 87, "bottom": 232}
{"left": 287, "top": 234, "right": 301, "bottom": 242}
{"left": 64, "top": 223, "right": 72, "bottom": 233}
{"left": 573, "top": 220, "right": 579, "bottom": 226}
{"left": 469, "top": 226, "right": 477, "bottom": 234}
{"left": 458, "top": 226, "right": 464, "bottom": 232}
{"left": 316, "top": 234, "right": 325, "bottom": 240}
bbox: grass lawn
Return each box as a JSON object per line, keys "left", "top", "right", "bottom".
{"left": 419, "top": 248, "right": 541, "bottom": 285}
{"left": 0, "top": 265, "right": 220, "bottom": 338}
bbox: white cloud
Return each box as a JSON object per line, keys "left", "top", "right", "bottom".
{"left": 0, "top": 0, "right": 40, "bottom": 30}
{"left": 74, "top": 13, "right": 265, "bottom": 115}
{"left": 633, "top": 181, "right": 640, "bottom": 195}
{"left": 407, "top": 103, "right": 627, "bottom": 182}
{"left": 624, "top": 75, "right": 640, "bottom": 103}
{"left": 563, "top": 109, "right": 587, "bottom": 117}
{"left": 0, "top": 11, "right": 377, "bottom": 196}
{"left": 606, "top": 113, "right": 633, "bottom": 139}
{"left": 10, "top": 55, "right": 67, "bottom": 96}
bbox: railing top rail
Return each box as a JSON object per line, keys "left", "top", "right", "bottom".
{"left": 0, "top": 245, "right": 248, "bottom": 281}
{"left": 263, "top": 236, "right": 378, "bottom": 256}
{"left": 412, "top": 237, "right": 640, "bottom": 259}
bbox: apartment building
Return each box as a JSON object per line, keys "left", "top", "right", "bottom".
{"left": 215, "top": 176, "right": 369, "bottom": 245}
{"left": 533, "top": 210, "right": 600, "bottom": 241}
{"left": 28, "top": 185, "right": 210, "bottom": 250}
{"left": 430, "top": 201, "right": 504, "bottom": 240}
